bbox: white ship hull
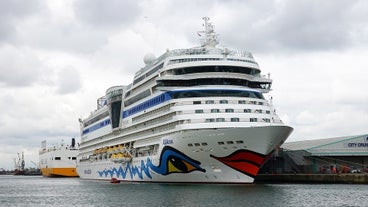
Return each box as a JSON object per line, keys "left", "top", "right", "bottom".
{"left": 77, "top": 126, "right": 292, "bottom": 183}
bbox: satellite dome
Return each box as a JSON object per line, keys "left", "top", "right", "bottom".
{"left": 143, "top": 53, "right": 156, "bottom": 65}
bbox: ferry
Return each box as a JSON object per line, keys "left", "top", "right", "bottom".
{"left": 76, "top": 17, "right": 293, "bottom": 183}
{"left": 39, "top": 138, "right": 79, "bottom": 177}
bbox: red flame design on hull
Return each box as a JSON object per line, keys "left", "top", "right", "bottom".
{"left": 210, "top": 150, "right": 270, "bottom": 178}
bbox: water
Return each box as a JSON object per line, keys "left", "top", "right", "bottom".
{"left": 0, "top": 175, "right": 367, "bottom": 207}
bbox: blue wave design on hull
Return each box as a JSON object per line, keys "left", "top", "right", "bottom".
{"left": 97, "top": 146, "right": 206, "bottom": 180}
{"left": 98, "top": 159, "right": 152, "bottom": 179}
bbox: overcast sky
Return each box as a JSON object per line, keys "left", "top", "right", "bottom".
{"left": 1, "top": 0, "right": 367, "bottom": 170}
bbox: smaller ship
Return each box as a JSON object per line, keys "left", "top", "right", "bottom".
{"left": 39, "top": 138, "right": 79, "bottom": 177}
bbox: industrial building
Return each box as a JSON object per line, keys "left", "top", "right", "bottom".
{"left": 259, "top": 133, "right": 368, "bottom": 174}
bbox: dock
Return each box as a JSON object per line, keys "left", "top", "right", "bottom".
{"left": 255, "top": 174, "right": 368, "bottom": 184}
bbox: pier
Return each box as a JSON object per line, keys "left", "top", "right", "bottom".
{"left": 255, "top": 173, "right": 368, "bottom": 184}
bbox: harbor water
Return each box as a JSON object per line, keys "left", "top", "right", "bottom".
{"left": 1, "top": 175, "right": 367, "bottom": 207}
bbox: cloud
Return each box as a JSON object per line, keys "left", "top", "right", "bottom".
{"left": 0, "top": 45, "right": 42, "bottom": 87}
{"left": 216, "top": 0, "right": 368, "bottom": 53}
{"left": 55, "top": 66, "right": 82, "bottom": 94}
{"left": 0, "top": 0, "right": 44, "bottom": 43}
{"left": 73, "top": 0, "right": 141, "bottom": 28}
{"left": 270, "top": 0, "right": 352, "bottom": 50}
{"left": 16, "top": 9, "right": 108, "bottom": 54}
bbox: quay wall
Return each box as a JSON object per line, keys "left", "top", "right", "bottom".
{"left": 255, "top": 174, "right": 368, "bottom": 184}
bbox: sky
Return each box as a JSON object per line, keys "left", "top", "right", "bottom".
{"left": 1, "top": 0, "right": 368, "bottom": 170}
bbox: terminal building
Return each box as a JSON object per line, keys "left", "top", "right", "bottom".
{"left": 259, "top": 133, "right": 368, "bottom": 174}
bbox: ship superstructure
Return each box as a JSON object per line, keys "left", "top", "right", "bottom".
{"left": 77, "top": 17, "right": 293, "bottom": 183}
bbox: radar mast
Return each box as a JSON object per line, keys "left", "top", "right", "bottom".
{"left": 198, "top": 17, "right": 219, "bottom": 47}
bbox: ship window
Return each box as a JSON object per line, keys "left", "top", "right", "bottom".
{"left": 266, "top": 110, "right": 270, "bottom": 114}
{"left": 244, "top": 109, "right": 251, "bottom": 113}
{"left": 205, "top": 118, "right": 215, "bottom": 122}
{"left": 193, "top": 101, "right": 201, "bottom": 104}
{"left": 111, "top": 101, "right": 122, "bottom": 128}
{"left": 219, "top": 100, "right": 228, "bottom": 104}
{"left": 124, "top": 89, "right": 151, "bottom": 107}
{"left": 55, "top": 157, "right": 61, "bottom": 160}
{"left": 216, "top": 118, "right": 225, "bottom": 122}
{"left": 146, "top": 63, "right": 164, "bottom": 77}
{"left": 236, "top": 140, "right": 244, "bottom": 144}
{"left": 133, "top": 75, "right": 145, "bottom": 85}
{"left": 201, "top": 142, "right": 208, "bottom": 146}
{"left": 195, "top": 109, "right": 204, "bottom": 113}
{"left": 125, "top": 91, "right": 131, "bottom": 98}
{"left": 194, "top": 143, "right": 200, "bottom": 146}
{"left": 250, "top": 118, "right": 257, "bottom": 122}
{"left": 83, "top": 111, "right": 109, "bottom": 127}
{"left": 188, "top": 143, "right": 193, "bottom": 147}
{"left": 231, "top": 118, "right": 239, "bottom": 122}
{"left": 227, "top": 141, "right": 234, "bottom": 144}
{"left": 238, "top": 100, "right": 246, "bottom": 104}
{"left": 218, "top": 141, "right": 225, "bottom": 145}
{"left": 263, "top": 118, "right": 271, "bottom": 123}
{"left": 72, "top": 157, "right": 77, "bottom": 160}
{"left": 225, "top": 109, "right": 234, "bottom": 113}
{"left": 170, "top": 90, "right": 265, "bottom": 100}
{"left": 211, "top": 109, "right": 220, "bottom": 113}
{"left": 171, "top": 65, "right": 259, "bottom": 75}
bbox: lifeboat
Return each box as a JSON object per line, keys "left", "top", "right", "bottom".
{"left": 110, "top": 153, "right": 132, "bottom": 163}
{"left": 110, "top": 178, "right": 120, "bottom": 184}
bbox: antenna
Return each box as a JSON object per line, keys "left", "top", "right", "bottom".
{"left": 198, "top": 17, "right": 219, "bottom": 47}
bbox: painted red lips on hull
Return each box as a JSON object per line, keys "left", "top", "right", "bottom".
{"left": 210, "top": 149, "right": 269, "bottom": 177}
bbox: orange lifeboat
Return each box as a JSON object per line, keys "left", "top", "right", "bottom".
{"left": 110, "top": 177, "right": 120, "bottom": 184}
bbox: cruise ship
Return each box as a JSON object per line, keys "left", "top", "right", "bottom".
{"left": 39, "top": 138, "right": 79, "bottom": 177}
{"left": 77, "top": 17, "right": 293, "bottom": 183}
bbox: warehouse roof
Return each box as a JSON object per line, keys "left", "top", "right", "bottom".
{"left": 282, "top": 134, "right": 368, "bottom": 156}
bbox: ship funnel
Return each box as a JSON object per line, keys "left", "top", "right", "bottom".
{"left": 71, "top": 138, "right": 75, "bottom": 148}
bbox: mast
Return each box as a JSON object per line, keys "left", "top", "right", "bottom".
{"left": 198, "top": 17, "right": 219, "bottom": 48}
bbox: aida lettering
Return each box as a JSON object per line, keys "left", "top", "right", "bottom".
{"left": 163, "top": 139, "right": 173, "bottom": 145}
